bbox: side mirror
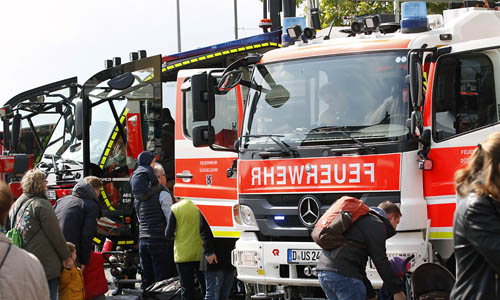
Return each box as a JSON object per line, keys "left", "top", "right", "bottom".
{"left": 75, "top": 101, "right": 85, "bottom": 140}
{"left": 409, "top": 110, "right": 423, "bottom": 138}
{"left": 218, "top": 70, "right": 243, "bottom": 93}
{"left": 192, "top": 125, "right": 215, "bottom": 147}
{"left": 11, "top": 114, "right": 21, "bottom": 151}
{"left": 108, "top": 72, "right": 135, "bottom": 90}
{"left": 191, "top": 73, "right": 215, "bottom": 122}
{"left": 69, "top": 142, "right": 81, "bottom": 153}
{"left": 407, "top": 52, "right": 423, "bottom": 108}
{"left": 234, "top": 138, "right": 240, "bottom": 152}
{"left": 265, "top": 84, "right": 290, "bottom": 108}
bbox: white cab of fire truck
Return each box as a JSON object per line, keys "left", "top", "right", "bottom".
{"left": 189, "top": 2, "right": 500, "bottom": 298}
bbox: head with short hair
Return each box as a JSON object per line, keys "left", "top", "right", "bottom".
{"left": 83, "top": 176, "right": 103, "bottom": 198}
{"left": 83, "top": 176, "right": 103, "bottom": 189}
{"left": 378, "top": 201, "right": 402, "bottom": 230}
{"left": 455, "top": 132, "right": 500, "bottom": 201}
{"left": 153, "top": 162, "right": 166, "bottom": 186}
{"left": 67, "top": 242, "right": 76, "bottom": 254}
{"left": 67, "top": 242, "right": 77, "bottom": 262}
{"left": 21, "top": 169, "right": 47, "bottom": 195}
{"left": 0, "top": 181, "right": 14, "bottom": 226}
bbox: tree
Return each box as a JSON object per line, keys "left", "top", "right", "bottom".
{"left": 314, "top": 1, "right": 448, "bottom": 28}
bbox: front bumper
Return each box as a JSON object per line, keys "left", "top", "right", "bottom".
{"left": 232, "top": 231, "right": 430, "bottom": 288}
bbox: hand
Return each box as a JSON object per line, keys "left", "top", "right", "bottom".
{"left": 80, "top": 264, "right": 85, "bottom": 272}
{"left": 205, "top": 254, "right": 218, "bottom": 264}
{"left": 393, "top": 292, "right": 406, "bottom": 300}
{"left": 63, "top": 257, "right": 74, "bottom": 270}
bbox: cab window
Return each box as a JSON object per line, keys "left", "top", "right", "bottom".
{"left": 433, "top": 52, "right": 498, "bottom": 141}
{"left": 183, "top": 86, "right": 239, "bottom": 149}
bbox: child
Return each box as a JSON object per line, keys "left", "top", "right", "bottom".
{"left": 83, "top": 239, "right": 112, "bottom": 300}
{"left": 378, "top": 256, "right": 409, "bottom": 300}
{"left": 59, "top": 242, "right": 85, "bottom": 300}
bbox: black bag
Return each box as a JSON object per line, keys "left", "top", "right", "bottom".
{"left": 143, "top": 276, "right": 203, "bottom": 300}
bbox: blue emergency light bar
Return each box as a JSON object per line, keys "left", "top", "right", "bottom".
{"left": 162, "top": 30, "right": 282, "bottom": 66}
{"left": 401, "top": 1, "right": 429, "bottom": 33}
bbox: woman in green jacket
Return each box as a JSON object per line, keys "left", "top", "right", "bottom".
{"left": 9, "top": 169, "right": 73, "bottom": 300}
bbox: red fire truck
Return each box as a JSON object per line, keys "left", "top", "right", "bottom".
{"left": 69, "top": 32, "right": 281, "bottom": 246}
{"left": 0, "top": 77, "right": 81, "bottom": 200}
{"left": 187, "top": 1, "right": 500, "bottom": 298}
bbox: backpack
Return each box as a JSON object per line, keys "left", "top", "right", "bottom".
{"left": 311, "top": 196, "right": 369, "bottom": 250}
{"left": 7, "top": 198, "right": 34, "bottom": 248}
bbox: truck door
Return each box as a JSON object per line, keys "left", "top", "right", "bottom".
{"left": 424, "top": 39, "right": 500, "bottom": 242}
{"left": 80, "top": 56, "right": 162, "bottom": 245}
{"left": 174, "top": 69, "right": 241, "bottom": 238}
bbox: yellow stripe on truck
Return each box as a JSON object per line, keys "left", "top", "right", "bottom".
{"left": 162, "top": 42, "right": 280, "bottom": 72}
{"left": 212, "top": 231, "right": 240, "bottom": 238}
{"left": 429, "top": 232, "right": 453, "bottom": 239}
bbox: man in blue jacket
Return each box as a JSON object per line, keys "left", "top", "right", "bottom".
{"left": 55, "top": 176, "right": 103, "bottom": 271}
{"left": 130, "top": 151, "right": 171, "bottom": 288}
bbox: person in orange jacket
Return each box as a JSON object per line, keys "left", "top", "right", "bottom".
{"left": 59, "top": 242, "right": 85, "bottom": 300}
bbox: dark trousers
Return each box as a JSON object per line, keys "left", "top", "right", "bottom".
{"left": 139, "top": 238, "right": 176, "bottom": 288}
{"left": 176, "top": 262, "right": 206, "bottom": 300}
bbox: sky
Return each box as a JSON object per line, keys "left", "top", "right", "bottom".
{"left": 0, "top": 0, "right": 270, "bottom": 105}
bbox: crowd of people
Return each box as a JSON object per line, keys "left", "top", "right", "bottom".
{"left": 0, "top": 149, "right": 237, "bottom": 300}
{"left": 0, "top": 169, "right": 109, "bottom": 300}
{"left": 3, "top": 131, "right": 500, "bottom": 300}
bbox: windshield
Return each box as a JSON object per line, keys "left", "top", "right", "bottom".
{"left": 242, "top": 51, "right": 410, "bottom": 148}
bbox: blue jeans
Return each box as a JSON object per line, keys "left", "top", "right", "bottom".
{"left": 48, "top": 278, "right": 59, "bottom": 300}
{"left": 139, "top": 238, "right": 176, "bottom": 288}
{"left": 318, "top": 271, "right": 366, "bottom": 300}
{"left": 204, "top": 269, "right": 234, "bottom": 300}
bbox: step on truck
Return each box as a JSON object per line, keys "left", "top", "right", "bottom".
{"left": 188, "top": 1, "right": 500, "bottom": 298}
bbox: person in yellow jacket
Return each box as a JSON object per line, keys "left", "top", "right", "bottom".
{"left": 165, "top": 199, "right": 205, "bottom": 300}
{"left": 58, "top": 242, "right": 84, "bottom": 300}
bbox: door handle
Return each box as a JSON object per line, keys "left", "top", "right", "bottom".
{"left": 176, "top": 173, "right": 193, "bottom": 179}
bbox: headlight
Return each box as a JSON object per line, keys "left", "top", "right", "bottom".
{"left": 234, "top": 204, "right": 257, "bottom": 227}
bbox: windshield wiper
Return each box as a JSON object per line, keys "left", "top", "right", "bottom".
{"left": 308, "top": 126, "right": 376, "bottom": 153}
{"left": 242, "top": 134, "right": 297, "bottom": 157}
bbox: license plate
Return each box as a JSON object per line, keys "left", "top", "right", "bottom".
{"left": 287, "top": 249, "right": 321, "bottom": 264}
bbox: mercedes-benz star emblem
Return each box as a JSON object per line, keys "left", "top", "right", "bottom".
{"left": 298, "top": 195, "right": 320, "bottom": 227}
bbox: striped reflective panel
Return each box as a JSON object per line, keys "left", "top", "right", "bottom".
{"left": 35, "top": 133, "right": 53, "bottom": 165}
{"left": 161, "top": 42, "right": 281, "bottom": 73}
{"left": 99, "top": 108, "right": 130, "bottom": 169}
{"left": 100, "top": 188, "right": 115, "bottom": 211}
{"left": 117, "top": 240, "right": 135, "bottom": 245}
